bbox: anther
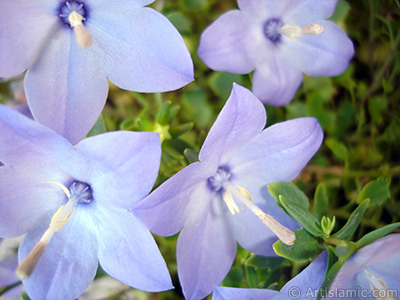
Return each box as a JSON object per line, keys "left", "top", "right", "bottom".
{"left": 68, "top": 11, "right": 92, "bottom": 49}
{"left": 226, "top": 184, "right": 296, "bottom": 246}
{"left": 278, "top": 23, "right": 324, "bottom": 44}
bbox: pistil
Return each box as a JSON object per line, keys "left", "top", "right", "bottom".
{"left": 278, "top": 23, "right": 324, "bottom": 44}
{"left": 16, "top": 181, "right": 91, "bottom": 280}
{"left": 68, "top": 11, "right": 92, "bottom": 49}
{"left": 223, "top": 182, "right": 296, "bottom": 246}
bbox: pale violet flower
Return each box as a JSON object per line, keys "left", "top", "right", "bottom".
{"left": 213, "top": 252, "right": 328, "bottom": 300}
{"left": 134, "top": 84, "right": 324, "bottom": 300}
{"left": 326, "top": 234, "right": 400, "bottom": 300}
{"left": 0, "top": 0, "right": 194, "bottom": 144}
{"left": 198, "top": 0, "right": 354, "bottom": 106}
{"left": 0, "top": 105, "right": 172, "bottom": 299}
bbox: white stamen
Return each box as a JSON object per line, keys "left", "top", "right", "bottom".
{"left": 225, "top": 184, "right": 296, "bottom": 246}
{"left": 222, "top": 188, "right": 240, "bottom": 215}
{"left": 16, "top": 184, "right": 78, "bottom": 280}
{"left": 278, "top": 23, "right": 324, "bottom": 44}
{"left": 68, "top": 11, "right": 92, "bottom": 49}
{"left": 363, "top": 268, "right": 399, "bottom": 300}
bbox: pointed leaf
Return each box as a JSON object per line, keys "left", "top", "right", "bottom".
{"left": 356, "top": 178, "right": 390, "bottom": 206}
{"left": 332, "top": 199, "right": 370, "bottom": 239}
{"left": 268, "top": 182, "right": 310, "bottom": 210}
{"left": 356, "top": 222, "right": 400, "bottom": 249}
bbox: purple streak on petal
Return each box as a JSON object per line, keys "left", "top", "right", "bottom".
{"left": 283, "top": 0, "right": 338, "bottom": 24}
{"left": 20, "top": 209, "right": 98, "bottom": 300}
{"left": 198, "top": 10, "right": 255, "bottom": 74}
{"left": 213, "top": 286, "right": 278, "bottom": 300}
{"left": 94, "top": 205, "right": 173, "bottom": 292}
{"left": 199, "top": 84, "right": 266, "bottom": 166}
{"left": 281, "top": 21, "right": 354, "bottom": 77}
{"left": 25, "top": 28, "right": 109, "bottom": 145}
{"left": 76, "top": 131, "right": 161, "bottom": 208}
{"left": 87, "top": 6, "right": 193, "bottom": 92}
{"left": 0, "top": 1, "right": 58, "bottom": 77}
{"left": 134, "top": 163, "right": 212, "bottom": 237}
{"left": 229, "top": 117, "right": 323, "bottom": 184}
{"left": 177, "top": 199, "right": 237, "bottom": 300}
{"left": 252, "top": 50, "right": 303, "bottom": 106}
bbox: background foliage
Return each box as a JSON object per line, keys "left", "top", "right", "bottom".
{"left": 1, "top": 0, "right": 400, "bottom": 299}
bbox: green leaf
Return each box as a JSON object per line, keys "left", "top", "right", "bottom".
{"left": 156, "top": 101, "right": 172, "bottom": 126}
{"left": 356, "top": 222, "right": 400, "bottom": 249}
{"left": 183, "top": 148, "right": 199, "bottom": 164}
{"left": 356, "top": 179, "right": 391, "bottom": 206}
{"left": 279, "top": 195, "right": 325, "bottom": 238}
{"left": 325, "top": 138, "right": 349, "bottom": 162}
{"left": 222, "top": 267, "right": 243, "bottom": 288}
{"left": 332, "top": 199, "right": 370, "bottom": 239}
{"left": 273, "top": 228, "right": 319, "bottom": 261}
{"left": 170, "top": 122, "right": 194, "bottom": 139}
{"left": 245, "top": 255, "right": 284, "bottom": 269}
{"left": 329, "top": 0, "right": 350, "bottom": 22}
{"left": 245, "top": 264, "right": 259, "bottom": 288}
{"left": 87, "top": 115, "right": 107, "bottom": 137}
{"left": 313, "top": 183, "right": 328, "bottom": 219}
{"left": 268, "top": 182, "right": 310, "bottom": 210}
{"left": 137, "top": 117, "right": 154, "bottom": 131}
{"left": 208, "top": 72, "right": 243, "bottom": 99}
{"left": 316, "top": 259, "right": 346, "bottom": 300}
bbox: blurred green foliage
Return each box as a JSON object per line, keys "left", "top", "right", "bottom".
{"left": 1, "top": 0, "right": 400, "bottom": 299}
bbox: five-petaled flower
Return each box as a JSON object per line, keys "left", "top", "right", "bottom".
{"left": 0, "top": 0, "right": 194, "bottom": 144}
{"left": 198, "top": 0, "right": 354, "bottom": 106}
{"left": 134, "top": 84, "right": 324, "bottom": 300}
{"left": 326, "top": 234, "right": 400, "bottom": 300}
{"left": 0, "top": 105, "right": 172, "bottom": 300}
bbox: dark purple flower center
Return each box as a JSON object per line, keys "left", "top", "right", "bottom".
{"left": 208, "top": 167, "right": 231, "bottom": 192}
{"left": 59, "top": 1, "right": 88, "bottom": 27}
{"left": 264, "top": 18, "right": 283, "bottom": 43}
{"left": 69, "top": 181, "right": 92, "bottom": 204}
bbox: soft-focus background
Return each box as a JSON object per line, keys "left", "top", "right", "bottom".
{"left": 0, "top": 0, "right": 399, "bottom": 299}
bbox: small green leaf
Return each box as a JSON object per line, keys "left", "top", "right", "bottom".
{"left": 156, "top": 101, "right": 172, "bottom": 126}
{"left": 279, "top": 195, "right": 325, "bottom": 238}
{"left": 329, "top": 0, "right": 350, "bottom": 22}
{"left": 325, "top": 138, "right": 349, "bottom": 162}
{"left": 183, "top": 148, "right": 199, "bottom": 164}
{"left": 321, "top": 216, "right": 336, "bottom": 237}
{"left": 268, "top": 182, "right": 310, "bottom": 210}
{"left": 313, "top": 183, "right": 328, "bottom": 219}
{"left": 245, "top": 255, "right": 284, "bottom": 269}
{"left": 222, "top": 267, "right": 243, "bottom": 287}
{"left": 137, "top": 117, "right": 154, "bottom": 131}
{"left": 170, "top": 122, "right": 194, "bottom": 139}
{"left": 87, "top": 115, "right": 106, "bottom": 137}
{"left": 208, "top": 72, "right": 243, "bottom": 99}
{"left": 356, "top": 178, "right": 390, "bottom": 206}
{"left": 333, "top": 199, "right": 370, "bottom": 239}
{"left": 273, "top": 228, "right": 319, "bottom": 261}
{"left": 356, "top": 222, "right": 400, "bottom": 249}
{"left": 245, "top": 265, "right": 259, "bottom": 288}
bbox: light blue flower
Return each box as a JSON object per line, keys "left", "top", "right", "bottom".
{"left": 134, "top": 84, "right": 324, "bottom": 300}
{"left": 326, "top": 234, "right": 400, "bottom": 300}
{"left": 0, "top": 105, "right": 172, "bottom": 299}
{"left": 198, "top": 0, "right": 354, "bottom": 106}
{"left": 0, "top": 0, "right": 194, "bottom": 144}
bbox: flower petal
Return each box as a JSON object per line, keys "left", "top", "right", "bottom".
{"left": 20, "top": 208, "right": 99, "bottom": 300}
{"left": 198, "top": 10, "right": 255, "bottom": 74}
{"left": 94, "top": 204, "right": 173, "bottom": 292}
{"left": 238, "top": 0, "right": 289, "bottom": 21}
{"left": 280, "top": 251, "right": 327, "bottom": 296}
{"left": 225, "top": 187, "right": 298, "bottom": 256}
{"left": 283, "top": 0, "right": 338, "bottom": 24}
{"left": 0, "top": 1, "right": 58, "bottom": 77}
{"left": 25, "top": 28, "right": 109, "bottom": 145}
{"left": 134, "top": 163, "right": 212, "bottom": 237}
{"left": 213, "top": 286, "right": 278, "bottom": 300}
{"left": 281, "top": 21, "right": 354, "bottom": 77}
{"left": 229, "top": 117, "right": 323, "bottom": 184}
{"left": 87, "top": 6, "right": 193, "bottom": 92}
{"left": 252, "top": 49, "right": 303, "bottom": 106}
{"left": 177, "top": 199, "right": 237, "bottom": 300}
{"left": 199, "top": 84, "right": 266, "bottom": 166}
{"left": 75, "top": 131, "right": 161, "bottom": 208}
